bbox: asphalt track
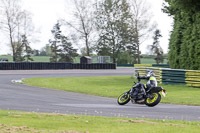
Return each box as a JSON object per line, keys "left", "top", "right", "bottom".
{"left": 0, "top": 68, "right": 200, "bottom": 121}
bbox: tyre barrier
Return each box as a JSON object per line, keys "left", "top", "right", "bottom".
{"left": 0, "top": 63, "right": 116, "bottom": 70}
{"left": 135, "top": 67, "right": 200, "bottom": 87}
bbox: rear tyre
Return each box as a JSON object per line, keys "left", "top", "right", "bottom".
{"left": 145, "top": 92, "right": 161, "bottom": 107}
{"left": 117, "top": 92, "right": 130, "bottom": 105}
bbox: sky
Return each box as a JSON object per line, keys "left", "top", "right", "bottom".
{"left": 0, "top": 0, "right": 173, "bottom": 55}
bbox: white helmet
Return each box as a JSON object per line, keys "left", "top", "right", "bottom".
{"left": 146, "top": 70, "right": 155, "bottom": 77}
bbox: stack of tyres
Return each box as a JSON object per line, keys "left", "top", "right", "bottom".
{"left": 0, "top": 62, "right": 116, "bottom": 70}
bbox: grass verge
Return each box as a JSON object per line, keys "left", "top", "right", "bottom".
{"left": 0, "top": 110, "right": 200, "bottom": 133}
{"left": 24, "top": 76, "right": 200, "bottom": 106}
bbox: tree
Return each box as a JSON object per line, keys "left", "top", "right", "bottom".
{"left": 95, "top": 0, "right": 133, "bottom": 63}
{"left": 62, "top": 0, "right": 96, "bottom": 56}
{"left": 33, "top": 49, "right": 40, "bottom": 56}
{"left": 149, "top": 29, "right": 164, "bottom": 64}
{"left": 14, "top": 42, "right": 24, "bottom": 62}
{"left": 126, "top": 43, "right": 138, "bottom": 64}
{"left": 80, "top": 47, "right": 94, "bottom": 56}
{"left": 48, "top": 22, "right": 78, "bottom": 63}
{"left": 21, "top": 35, "right": 34, "bottom": 62}
{"left": 164, "top": 0, "right": 200, "bottom": 70}
{"left": 117, "top": 51, "right": 134, "bottom": 64}
{"left": 164, "top": 0, "right": 200, "bottom": 12}
{"left": 16, "top": 11, "right": 34, "bottom": 62}
{"left": 40, "top": 44, "right": 52, "bottom": 56}
{"left": 0, "top": 0, "right": 22, "bottom": 61}
{"left": 49, "top": 22, "right": 62, "bottom": 63}
{"left": 128, "top": 0, "right": 156, "bottom": 64}
{"left": 58, "top": 36, "right": 78, "bottom": 63}
{"left": 0, "top": 0, "right": 34, "bottom": 61}
{"left": 13, "top": 35, "right": 34, "bottom": 62}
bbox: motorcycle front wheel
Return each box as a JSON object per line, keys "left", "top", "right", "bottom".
{"left": 145, "top": 92, "right": 161, "bottom": 107}
{"left": 117, "top": 92, "right": 130, "bottom": 105}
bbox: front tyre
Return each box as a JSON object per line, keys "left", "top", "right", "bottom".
{"left": 145, "top": 92, "right": 161, "bottom": 107}
{"left": 117, "top": 92, "right": 130, "bottom": 105}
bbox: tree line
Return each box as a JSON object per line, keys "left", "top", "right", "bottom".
{"left": 164, "top": 0, "right": 200, "bottom": 70}
{"left": 0, "top": 0, "right": 164, "bottom": 64}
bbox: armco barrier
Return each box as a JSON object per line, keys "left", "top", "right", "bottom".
{"left": 185, "top": 70, "right": 200, "bottom": 87}
{"left": 161, "top": 69, "right": 186, "bottom": 85}
{"left": 135, "top": 67, "right": 200, "bottom": 87}
{"left": 152, "top": 64, "right": 170, "bottom": 68}
{"left": 117, "top": 64, "right": 170, "bottom": 68}
{"left": 0, "top": 62, "right": 116, "bottom": 70}
{"left": 134, "top": 64, "right": 153, "bottom": 67}
{"left": 117, "top": 64, "right": 134, "bottom": 67}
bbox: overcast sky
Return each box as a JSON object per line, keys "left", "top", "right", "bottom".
{"left": 0, "top": 0, "right": 173, "bottom": 55}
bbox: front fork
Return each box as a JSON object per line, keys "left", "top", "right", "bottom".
{"left": 129, "top": 88, "right": 135, "bottom": 98}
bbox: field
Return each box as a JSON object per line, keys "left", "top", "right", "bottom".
{"left": 0, "top": 55, "right": 168, "bottom": 64}
{"left": 24, "top": 75, "right": 200, "bottom": 106}
{"left": 0, "top": 110, "right": 200, "bottom": 133}
{"left": 141, "top": 58, "right": 168, "bottom": 64}
{"left": 0, "top": 55, "right": 50, "bottom": 62}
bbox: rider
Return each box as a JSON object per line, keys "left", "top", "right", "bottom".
{"left": 138, "top": 70, "right": 157, "bottom": 90}
{"left": 133, "top": 70, "right": 157, "bottom": 100}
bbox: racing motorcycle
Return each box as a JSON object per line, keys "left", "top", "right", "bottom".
{"left": 117, "top": 73, "right": 166, "bottom": 107}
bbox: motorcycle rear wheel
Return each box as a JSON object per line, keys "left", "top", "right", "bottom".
{"left": 145, "top": 92, "right": 161, "bottom": 107}
{"left": 117, "top": 92, "right": 130, "bottom": 105}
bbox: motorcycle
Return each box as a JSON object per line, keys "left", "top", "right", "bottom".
{"left": 117, "top": 72, "right": 166, "bottom": 107}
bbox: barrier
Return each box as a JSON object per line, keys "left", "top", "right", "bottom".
{"left": 134, "top": 64, "right": 153, "bottom": 67}
{"left": 152, "top": 64, "right": 170, "bottom": 68}
{"left": 117, "top": 64, "right": 170, "bottom": 68}
{"left": 117, "top": 64, "right": 134, "bottom": 67}
{"left": 135, "top": 67, "right": 200, "bottom": 87}
{"left": 0, "top": 63, "right": 116, "bottom": 70}
{"left": 185, "top": 70, "right": 200, "bottom": 87}
{"left": 161, "top": 69, "right": 186, "bottom": 85}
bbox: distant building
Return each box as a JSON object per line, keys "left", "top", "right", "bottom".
{"left": 80, "top": 56, "right": 92, "bottom": 64}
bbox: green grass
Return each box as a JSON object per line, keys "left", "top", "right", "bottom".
{"left": 0, "top": 55, "right": 168, "bottom": 64}
{"left": 0, "top": 55, "right": 51, "bottom": 62}
{"left": 0, "top": 110, "right": 200, "bottom": 133}
{"left": 31, "top": 56, "right": 50, "bottom": 62}
{"left": 24, "top": 76, "right": 200, "bottom": 106}
{"left": 141, "top": 58, "right": 168, "bottom": 64}
{"left": 0, "top": 55, "right": 13, "bottom": 61}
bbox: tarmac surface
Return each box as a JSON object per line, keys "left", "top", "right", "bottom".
{"left": 0, "top": 67, "right": 200, "bottom": 121}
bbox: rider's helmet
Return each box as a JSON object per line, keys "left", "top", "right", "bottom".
{"left": 146, "top": 70, "right": 155, "bottom": 77}
{"left": 146, "top": 70, "right": 157, "bottom": 88}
